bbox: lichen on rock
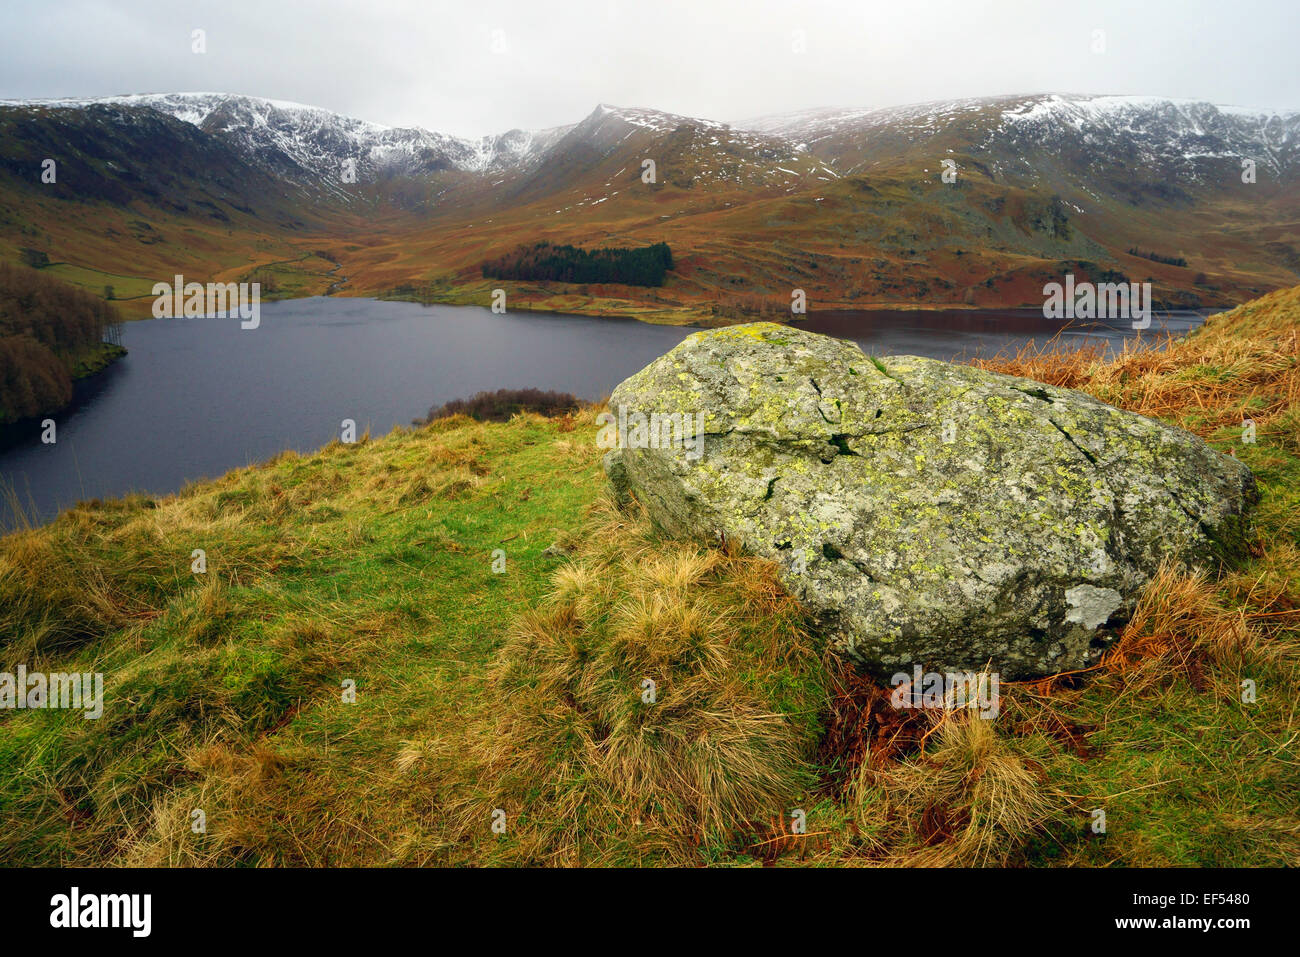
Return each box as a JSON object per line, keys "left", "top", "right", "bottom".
{"left": 603, "top": 322, "right": 1258, "bottom": 679}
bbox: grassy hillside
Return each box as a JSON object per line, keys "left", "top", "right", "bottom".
{"left": 0, "top": 191, "right": 351, "bottom": 321}
{"left": 358, "top": 152, "right": 1298, "bottom": 323}
{"left": 0, "top": 287, "right": 1297, "bottom": 866}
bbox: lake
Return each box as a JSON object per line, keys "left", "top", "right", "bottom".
{"left": 0, "top": 298, "right": 1206, "bottom": 526}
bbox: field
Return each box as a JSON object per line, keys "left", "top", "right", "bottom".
{"left": 0, "top": 286, "right": 1296, "bottom": 866}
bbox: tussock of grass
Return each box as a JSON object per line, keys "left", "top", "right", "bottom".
{"left": 1099, "top": 562, "right": 1255, "bottom": 696}
{"left": 848, "top": 703, "right": 1063, "bottom": 867}
{"left": 444, "top": 497, "right": 829, "bottom": 864}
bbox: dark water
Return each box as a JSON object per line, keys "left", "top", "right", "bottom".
{"left": 798, "top": 307, "right": 1206, "bottom": 361}
{"left": 0, "top": 299, "right": 1206, "bottom": 526}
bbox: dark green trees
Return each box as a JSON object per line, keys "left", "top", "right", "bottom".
{"left": 482, "top": 242, "right": 674, "bottom": 287}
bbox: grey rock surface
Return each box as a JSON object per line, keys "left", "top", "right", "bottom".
{"left": 603, "top": 322, "right": 1257, "bottom": 678}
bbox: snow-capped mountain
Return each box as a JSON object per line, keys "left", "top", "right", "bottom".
{"left": 2, "top": 92, "right": 572, "bottom": 182}
{"left": 500, "top": 103, "right": 832, "bottom": 200}
{"left": 993, "top": 94, "right": 1300, "bottom": 180}
{"left": 8, "top": 90, "right": 1295, "bottom": 196}
{"left": 739, "top": 93, "right": 1300, "bottom": 180}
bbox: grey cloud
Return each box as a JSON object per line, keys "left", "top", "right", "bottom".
{"left": 1, "top": 0, "right": 1296, "bottom": 136}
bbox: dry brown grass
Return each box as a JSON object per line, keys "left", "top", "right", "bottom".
{"left": 445, "top": 496, "right": 829, "bottom": 864}
{"left": 846, "top": 702, "right": 1063, "bottom": 867}
{"left": 974, "top": 291, "right": 1300, "bottom": 442}
{"left": 1099, "top": 563, "right": 1250, "bottom": 695}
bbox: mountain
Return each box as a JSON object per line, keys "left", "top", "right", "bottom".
{"left": 6, "top": 93, "right": 572, "bottom": 182}
{"left": 719, "top": 93, "right": 1300, "bottom": 308}
{"left": 0, "top": 99, "right": 309, "bottom": 217}
{"left": 743, "top": 94, "right": 1298, "bottom": 168}
{"left": 1, "top": 91, "right": 1297, "bottom": 318}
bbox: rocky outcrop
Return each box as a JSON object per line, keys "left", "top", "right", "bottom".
{"left": 603, "top": 323, "right": 1257, "bottom": 679}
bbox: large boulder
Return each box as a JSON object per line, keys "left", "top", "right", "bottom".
{"left": 603, "top": 322, "right": 1257, "bottom": 679}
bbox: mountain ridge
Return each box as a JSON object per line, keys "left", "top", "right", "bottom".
{"left": 2, "top": 89, "right": 1299, "bottom": 319}
{"left": 9, "top": 90, "right": 1297, "bottom": 179}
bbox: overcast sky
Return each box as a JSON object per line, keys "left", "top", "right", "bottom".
{"left": 2, "top": 0, "right": 1297, "bottom": 137}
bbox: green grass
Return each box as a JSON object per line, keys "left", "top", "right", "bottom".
{"left": 42, "top": 263, "right": 160, "bottom": 301}
{"left": 0, "top": 416, "right": 601, "bottom": 863}
{"left": 241, "top": 254, "right": 340, "bottom": 301}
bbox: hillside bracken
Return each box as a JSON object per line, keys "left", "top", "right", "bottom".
{"left": 0, "top": 287, "right": 1296, "bottom": 866}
